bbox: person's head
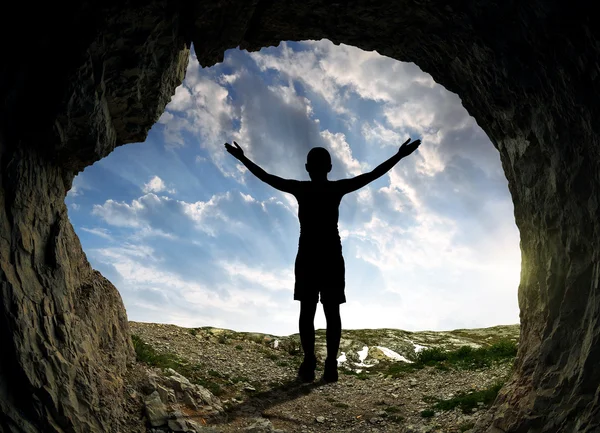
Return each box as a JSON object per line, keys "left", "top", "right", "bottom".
{"left": 305, "top": 147, "right": 332, "bottom": 180}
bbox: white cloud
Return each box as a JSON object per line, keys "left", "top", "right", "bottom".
{"left": 220, "top": 260, "right": 294, "bottom": 292}
{"left": 143, "top": 175, "right": 176, "bottom": 194}
{"left": 320, "top": 130, "right": 366, "bottom": 176}
{"left": 80, "top": 227, "right": 112, "bottom": 240}
{"left": 158, "top": 50, "right": 236, "bottom": 171}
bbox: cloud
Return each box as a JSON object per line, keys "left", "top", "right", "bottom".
{"left": 143, "top": 175, "right": 176, "bottom": 194}
{"left": 80, "top": 227, "right": 113, "bottom": 240}
{"left": 157, "top": 51, "right": 237, "bottom": 176}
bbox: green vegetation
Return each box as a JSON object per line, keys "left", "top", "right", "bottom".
{"left": 459, "top": 422, "right": 475, "bottom": 432}
{"left": 235, "top": 345, "right": 243, "bottom": 350}
{"left": 188, "top": 328, "right": 197, "bottom": 336}
{"left": 381, "top": 339, "right": 517, "bottom": 377}
{"left": 431, "top": 381, "right": 504, "bottom": 414}
{"left": 421, "top": 409, "right": 435, "bottom": 418}
{"left": 131, "top": 334, "right": 224, "bottom": 396}
{"left": 339, "top": 367, "right": 370, "bottom": 380}
{"left": 384, "top": 406, "right": 401, "bottom": 414}
{"left": 279, "top": 337, "right": 302, "bottom": 356}
{"left": 131, "top": 334, "right": 186, "bottom": 371}
{"left": 387, "top": 414, "right": 405, "bottom": 423}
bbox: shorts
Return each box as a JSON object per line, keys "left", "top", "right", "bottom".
{"left": 293, "top": 246, "right": 346, "bottom": 304}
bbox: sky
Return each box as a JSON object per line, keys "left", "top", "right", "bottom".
{"left": 65, "top": 40, "right": 521, "bottom": 336}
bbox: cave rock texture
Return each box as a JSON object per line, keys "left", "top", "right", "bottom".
{"left": 1, "top": 1, "right": 599, "bottom": 432}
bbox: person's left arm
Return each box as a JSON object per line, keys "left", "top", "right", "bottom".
{"left": 335, "top": 138, "right": 421, "bottom": 195}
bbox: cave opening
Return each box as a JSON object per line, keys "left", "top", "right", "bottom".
{"left": 2, "top": 2, "right": 598, "bottom": 432}
{"left": 65, "top": 40, "right": 521, "bottom": 336}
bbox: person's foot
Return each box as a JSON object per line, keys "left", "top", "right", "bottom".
{"left": 323, "top": 358, "right": 338, "bottom": 383}
{"left": 297, "top": 355, "right": 317, "bottom": 382}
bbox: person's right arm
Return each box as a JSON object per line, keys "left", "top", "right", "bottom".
{"left": 224, "top": 141, "right": 300, "bottom": 194}
{"left": 336, "top": 138, "right": 421, "bottom": 195}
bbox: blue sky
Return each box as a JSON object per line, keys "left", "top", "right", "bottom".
{"left": 66, "top": 40, "right": 521, "bottom": 336}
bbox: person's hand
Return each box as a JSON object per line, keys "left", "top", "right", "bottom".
{"left": 398, "top": 138, "right": 421, "bottom": 157}
{"left": 224, "top": 141, "right": 245, "bottom": 160}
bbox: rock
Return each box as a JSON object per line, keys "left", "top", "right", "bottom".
{"left": 183, "top": 389, "right": 199, "bottom": 410}
{"left": 144, "top": 391, "right": 169, "bottom": 427}
{"left": 315, "top": 416, "right": 325, "bottom": 423}
{"left": 156, "top": 383, "right": 171, "bottom": 404}
{"left": 166, "top": 369, "right": 193, "bottom": 392}
{"left": 168, "top": 417, "right": 188, "bottom": 432}
{"left": 243, "top": 417, "right": 276, "bottom": 432}
{"left": 187, "top": 419, "right": 220, "bottom": 433}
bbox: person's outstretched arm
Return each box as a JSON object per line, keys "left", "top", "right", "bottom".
{"left": 224, "top": 141, "right": 299, "bottom": 194}
{"left": 337, "top": 138, "right": 421, "bottom": 195}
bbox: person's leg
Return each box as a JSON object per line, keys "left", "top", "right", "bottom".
{"left": 298, "top": 301, "right": 318, "bottom": 381}
{"left": 323, "top": 302, "right": 341, "bottom": 382}
{"left": 299, "top": 301, "right": 317, "bottom": 358}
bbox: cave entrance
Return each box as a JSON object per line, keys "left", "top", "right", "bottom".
{"left": 4, "top": 2, "right": 597, "bottom": 432}
{"left": 65, "top": 40, "right": 520, "bottom": 336}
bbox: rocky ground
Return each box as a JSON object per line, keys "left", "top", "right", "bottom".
{"left": 121, "top": 321, "right": 519, "bottom": 433}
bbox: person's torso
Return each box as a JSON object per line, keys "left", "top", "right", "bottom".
{"left": 294, "top": 181, "right": 343, "bottom": 251}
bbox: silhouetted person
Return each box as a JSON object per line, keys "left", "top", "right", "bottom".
{"left": 224, "top": 138, "right": 421, "bottom": 382}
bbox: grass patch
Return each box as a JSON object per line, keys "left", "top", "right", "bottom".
{"left": 131, "top": 334, "right": 185, "bottom": 371}
{"left": 384, "top": 406, "right": 401, "bottom": 414}
{"left": 333, "top": 402, "right": 350, "bottom": 409}
{"left": 276, "top": 361, "right": 289, "bottom": 367}
{"left": 194, "top": 378, "right": 223, "bottom": 396}
{"left": 382, "top": 339, "right": 517, "bottom": 377}
{"left": 459, "top": 422, "right": 475, "bottom": 432}
{"left": 131, "top": 334, "right": 226, "bottom": 396}
{"left": 339, "top": 367, "right": 370, "bottom": 380}
{"left": 231, "top": 376, "right": 250, "bottom": 384}
{"left": 421, "top": 409, "right": 435, "bottom": 418}
{"left": 432, "top": 381, "right": 504, "bottom": 414}
{"left": 235, "top": 345, "right": 243, "bottom": 350}
{"left": 188, "top": 328, "right": 197, "bottom": 336}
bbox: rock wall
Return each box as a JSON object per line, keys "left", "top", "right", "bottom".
{"left": 1, "top": 1, "right": 599, "bottom": 432}
{"left": 0, "top": 1, "right": 188, "bottom": 432}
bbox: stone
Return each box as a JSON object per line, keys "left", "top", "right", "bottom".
{"left": 166, "top": 369, "right": 193, "bottom": 392}
{"left": 156, "top": 383, "right": 171, "bottom": 404}
{"left": 243, "top": 417, "right": 276, "bottom": 432}
{"left": 187, "top": 419, "right": 220, "bottom": 433}
{"left": 315, "top": 416, "right": 325, "bottom": 423}
{"left": 144, "top": 391, "right": 169, "bottom": 427}
{"left": 168, "top": 417, "right": 189, "bottom": 432}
